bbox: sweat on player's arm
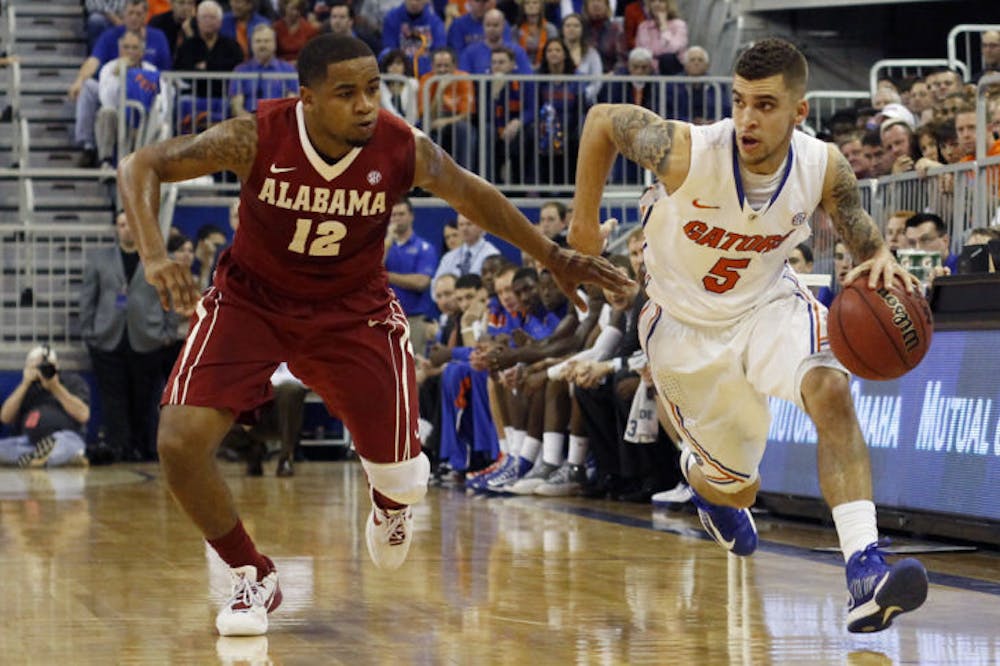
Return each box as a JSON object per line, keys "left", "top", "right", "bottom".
{"left": 820, "top": 145, "right": 920, "bottom": 294}
{"left": 409, "top": 128, "right": 632, "bottom": 309}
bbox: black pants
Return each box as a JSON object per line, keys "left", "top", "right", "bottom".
{"left": 89, "top": 343, "right": 163, "bottom": 461}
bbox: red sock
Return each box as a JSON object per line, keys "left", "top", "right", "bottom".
{"left": 207, "top": 520, "right": 274, "bottom": 580}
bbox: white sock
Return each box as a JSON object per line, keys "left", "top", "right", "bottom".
{"left": 541, "top": 432, "right": 566, "bottom": 466}
{"left": 509, "top": 429, "right": 526, "bottom": 458}
{"left": 504, "top": 426, "right": 515, "bottom": 443}
{"left": 520, "top": 436, "right": 541, "bottom": 464}
{"left": 497, "top": 438, "right": 508, "bottom": 454}
{"left": 832, "top": 500, "right": 879, "bottom": 563}
{"left": 567, "top": 435, "right": 588, "bottom": 465}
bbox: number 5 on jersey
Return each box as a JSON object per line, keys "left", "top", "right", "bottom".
{"left": 288, "top": 218, "right": 348, "bottom": 256}
{"left": 703, "top": 257, "right": 750, "bottom": 294}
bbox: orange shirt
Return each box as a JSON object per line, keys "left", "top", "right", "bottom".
{"left": 418, "top": 70, "right": 475, "bottom": 117}
{"left": 146, "top": 0, "right": 171, "bottom": 23}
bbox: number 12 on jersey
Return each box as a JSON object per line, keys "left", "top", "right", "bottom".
{"left": 703, "top": 257, "right": 750, "bottom": 294}
{"left": 288, "top": 218, "right": 348, "bottom": 256}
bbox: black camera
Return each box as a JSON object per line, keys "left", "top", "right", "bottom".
{"left": 37, "top": 345, "right": 57, "bottom": 379}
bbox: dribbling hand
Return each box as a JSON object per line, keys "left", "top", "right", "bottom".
{"left": 843, "top": 246, "right": 921, "bottom": 294}
{"left": 145, "top": 256, "right": 200, "bottom": 315}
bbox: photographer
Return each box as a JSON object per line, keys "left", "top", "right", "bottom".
{"left": 0, "top": 346, "right": 90, "bottom": 467}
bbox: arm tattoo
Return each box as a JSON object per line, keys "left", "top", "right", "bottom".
{"left": 609, "top": 106, "right": 675, "bottom": 176}
{"left": 162, "top": 117, "right": 258, "bottom": 178}
{"left": 829, "top": 153, "right": 882, "bottom": 260}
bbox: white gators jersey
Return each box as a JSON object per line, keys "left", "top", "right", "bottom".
{"left": 643, "top": 118, "right": 828, "bottom": 326}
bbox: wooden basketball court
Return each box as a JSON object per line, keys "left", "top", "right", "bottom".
{"left": 1, "top": 461, "right": 997, "bottom": 665}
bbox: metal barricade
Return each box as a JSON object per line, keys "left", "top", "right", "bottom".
{"left": 869, "top": 58, "right": 968, "bottom": 97}
{"left": 947, "top": 24, "right": 1000, "bottom": 81}
{"left": 803, "top": 90, "right": 869, "bottom": 135}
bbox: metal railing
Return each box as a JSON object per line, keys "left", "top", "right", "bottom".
{"left": 803, "top": 90, "right": 870, "bottom": 135}
{"left": 947, "top": 24, "right": 1000, "bottom": 81}
{"left": 869, "top": 58, "right": 969, "bottom": 97}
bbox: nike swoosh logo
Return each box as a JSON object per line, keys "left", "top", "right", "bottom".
{"left": 692, "top": 199, "right": 721, "bottom": 209}
{"left": 270, "top": 164, "right": 296, "bottom": 174}
{"left": 882, "top": 605, "right": 902, "bottom": 624}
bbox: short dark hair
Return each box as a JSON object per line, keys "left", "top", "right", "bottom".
{"left": 196, "top": 223, "right": 226, "bottom": 242}
{"left": 734, "top": 38, "right": 808, "bottom": 95}
{"left": 394, "top": 196, "right": 413, "bottom": 214}
{"left": 297, "top": 34, "right": 374, "bottom": 88}
{"left": 861, "top": 129, "right": 883, "bottom": 148}
{"left": 490, "top": 46, "right": 516, "bottom": 62}
{"left": 167, "top": 234, "right": 192, "bottom": 254}
{"left": 905, "top": 212, "right": 947, "bottom": 236}
{"left": 513, "top": 267, "right": 538, "bottom": 284}
{"left": 380, "top": 48, "right": 412, "bottom": 76}
{"left": 328, "top": 0, "right": 354, "bottom": 19}
{"left": 540, "top": 200, "right": 568, "bottom": 220}
{"left": 455, "top": 273, "right": 483, "bottom": 290}
{"left": 795, "top": 242, "right": 814, "bottom": 264}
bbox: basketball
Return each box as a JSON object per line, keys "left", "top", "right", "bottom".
{"left": 827, "top": 273, "right": 934, "bottom": 381}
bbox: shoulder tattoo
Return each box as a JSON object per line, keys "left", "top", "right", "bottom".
{"left": 609, "top": 106, "right": 675, "bottom": 175}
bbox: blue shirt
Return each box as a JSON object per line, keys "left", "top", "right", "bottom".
{"left": 221, "top": 11, "right": 272, "bottom": 56}
{"left": 380, "top": 5, "right": 446, "bottom": 78}
{"left": 521, "top": 302, "right": 567, "bottom": 340}
{"left": 228, "top": 58, "right": 298, "bottom": 111}
{"left": 458, "top": 40, "right": 533, "bottom": 75}
{"left": 386, "top": 233, "right": 438, "bottom": 317}
{"left": 446, "top": 14, "right": 512, "bottom": 53}
{"left": 486, "top": 296, "right": 521, "bottom": 337}
{"left": 92, "top": 25, "right": 173, "bottom": 72}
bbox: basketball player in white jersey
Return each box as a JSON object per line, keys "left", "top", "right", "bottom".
{"left": 568, "top": 39, "right": 928, "bottom": 633}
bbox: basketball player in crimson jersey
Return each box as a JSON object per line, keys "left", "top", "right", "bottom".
{"left": 117, "top": 35, "right": 630, "bottom": 637}
{"left": 569, "top": 39, "right": 929, "bottom": 633}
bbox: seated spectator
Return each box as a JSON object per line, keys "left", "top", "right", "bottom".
{"left": 192, "top": 223, "right": 229, "bottom": 290}
{"left": 434, "top": 214, "right": 502, "bottom": 281}
{"left": 880, "top": 118, "right": 920, "bottom": 174}
{"left": 85, "top": 0, "right": 127, "bottom": 53}
{"left": 905, "top": 212, "right": 958, "bottom": 275}
{"left": 788, "top": 242, "right": 813, "bottom": 274}
{"left": 884, "top": 210, "right": 914, "bottom": 255}
{"left": 229, "top": 24, "right": 298, "bottom": 118}
{"left": 322, "top": 0, "right": 359, "bottom": 39}
{"left": 906, "top": 78, "right": 934, "bottom": 127}
{"left": 817, "top": 240, "right": 852, "bottom": 308}
{"left": 149, "top": 0, "right": 196, "bottom": 60}
{"left": 0, "top": 347, "right": 90, "bottom": 468}
{"left": 515, "top": 0, "right": 558, "bottom": 69}
{"left": 536, "top": 38, "right": 587, "bottom": 190}
{"left": 487, "top": 45, "right": 536, "bottom": 185}
{"left": 633, "top": 0, "right": 686, "bottom": 74}
{"left": 458, "top": 8, "right": 533, "bottom": 74}
{"left": 447, "top": 0, "right": 505, "bottom": 54}
{"left": 385, "top": 197, "right": 439, "bottom": 357}
{"left": 666, "top": 46, "right": 729, "bottom": 124}
{"left": 174, "top": 1, "right": 245, "bottom": 132}
{"left": 838, "top": 132, "right": 871, "bottom": 180}
{"left": 357, "top": 0, "right": 401, "bottom": 45}
{"left": 441, "top": 218, "right": 462, "bottom": 254}
{"left": 273, "top": 0, "right": 319, "bottom": 62}
{"left": 537, "top": 200, "right": 568, "bottom": 242}
{"left": 95, "top": 30, "right": 160, "bottom": 169}
{"left": 925, "top": 67, "right": 964, "bottom": 106}
{"left": 560, "top": 13, "right": 603, "bottom": 103}
{"left": 381, "top": 0, "right": 447, "bottom": 78}
{"left": 70, "top": 0, "right": 172, "bottom": 167}
{"left": 419, "top": 48, "right": 477, "bottom": 169}
{"left": 222, "top": 0, "right": 272, "bottom": 61}
{"left": 622, "top": 0, "right": 649, "bottom": 51}
{"left": 583, "top": 0, "right": 626, "bottom": 74}
{"left": 974, "top": 30, "right": 1000, "bottom": 82}
{"left": 380, "top": 49, "right": 420, "bottom": 125}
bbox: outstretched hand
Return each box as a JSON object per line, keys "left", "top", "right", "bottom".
{"left": 543, "top": 245, "right": 635, "bottom": 311}
{"left": 843, "top": 246, "right": 921, "bottom": 294}
{"left": 145, "top": 256, "right": 200, "bottom": 315}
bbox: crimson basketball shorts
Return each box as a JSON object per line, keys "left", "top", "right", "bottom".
{"left": 162, "top": 268, "right": 421, "bottom": 464}
{"left": 638, "top": 274, "right": 846, "bottom": 490}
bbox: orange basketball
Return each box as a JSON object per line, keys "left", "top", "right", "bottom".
{"left": 827, "top": 273, "right": 934, "bottom": 381}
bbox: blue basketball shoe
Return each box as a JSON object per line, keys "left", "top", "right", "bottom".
{"left": 845, "top": 542, "right": 928, "bottom": 633}
{"left": 688, "top": 491, "right": 758, "bottom": 556}
{"left": 680, "top": 447, "right": 757, "bottom": 556}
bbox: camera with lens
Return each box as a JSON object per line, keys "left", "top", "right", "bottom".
{"left": 36, "top": 345, "right": 57, "bottom": 380}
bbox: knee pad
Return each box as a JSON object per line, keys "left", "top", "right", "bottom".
{"left": 361, "top": 453, "right": 430, "bottom": 506}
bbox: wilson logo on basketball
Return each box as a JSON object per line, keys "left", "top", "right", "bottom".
{"left": 876, "top": 288, "right": 919, "bottom": 352}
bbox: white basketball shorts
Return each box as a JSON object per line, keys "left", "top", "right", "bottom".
{"left": 638, "top": 273, "right": 846, "bottom": 491}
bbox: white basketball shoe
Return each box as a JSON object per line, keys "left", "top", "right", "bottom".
{"left": 215, "top": 565, "right": 283, "bottom": 636}
{"left": 366, "top": 501, "right": 413, "bottom": 570}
